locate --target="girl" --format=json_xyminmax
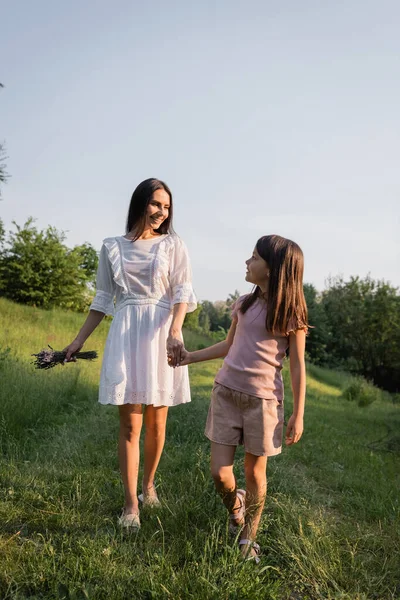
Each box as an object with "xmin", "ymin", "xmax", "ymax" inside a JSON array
[
  {"xmin": 64, "ymin": 178, "xmax": 196, "ymax": 530},
  {"xmin": 175, "ymin": 234, "xmax": 307, "ymax": 562}
]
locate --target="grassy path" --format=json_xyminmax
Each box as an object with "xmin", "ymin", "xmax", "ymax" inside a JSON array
[{"xmin": 0, "ymin": 299, "xmax": 399, "ymax": 599}]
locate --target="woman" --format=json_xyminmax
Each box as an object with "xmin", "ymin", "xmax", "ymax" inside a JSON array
[{"xmin": 64, "ymin": 178, "xmax": 196, "ymax": 530}]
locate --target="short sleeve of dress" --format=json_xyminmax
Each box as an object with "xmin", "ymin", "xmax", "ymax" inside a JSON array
[
  {"xmin": 169, "ymin": 236, "xmax": 197, "ymax": 313},
  {"xmin": 89, "ymin": 243, "xmax": 116, "ymax": 316}
]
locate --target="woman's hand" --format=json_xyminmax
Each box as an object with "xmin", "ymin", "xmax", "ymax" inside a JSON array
[
  {"xmin": 63, "ymin": 338, "xmax": 84, "ymax": 362},
  {"xmin": 168, "ymin": 346, "xmax": 191, "ymax": 367},
  {"xmin": 166, "ymin": 332, "xmax": 184, "ymax": 367},
  {"xmin": 285, "ymin": 413, "xmax": 304, "ymax": 446}
]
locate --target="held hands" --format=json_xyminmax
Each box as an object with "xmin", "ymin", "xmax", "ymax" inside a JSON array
[
  {"xmin": 167, "ymin": 346, "xmax": 191, "ymax": 367},
  {"xmin": 166, "ymin": 331, "xmax": 184, "ymax": 368},
  {"xmin": 167, "ymin": 332, "xmax": 192, "ymax": 368},
  {"xmin": 285, "ymin": 413, "xmax": 304, "ymax": 446},
  {"xmin": 62, "ymin": 338, "xmax": 83, "ymax": 362},
  {"xmin": 176, "ymin": 347, "xmax": 191, "ymax": 366}
]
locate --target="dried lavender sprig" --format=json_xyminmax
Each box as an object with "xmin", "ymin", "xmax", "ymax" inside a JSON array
[{"xmin": 32, "ymin": 346, "xmax": 98, "ymax": 370}]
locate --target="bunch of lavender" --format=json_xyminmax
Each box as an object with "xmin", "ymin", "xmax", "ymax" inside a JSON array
[{"xmin": 32, "ymin": 346, "xmax": 98, "ymax": 370}]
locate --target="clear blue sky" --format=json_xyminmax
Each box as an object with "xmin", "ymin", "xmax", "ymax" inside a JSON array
[{"xmin": 1, "ymin": 0, "xmax": 399, "ymax": 301}]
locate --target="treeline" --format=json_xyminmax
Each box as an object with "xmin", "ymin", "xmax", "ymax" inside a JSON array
[
  {"xmin": 304, "ymin": 279, "xmax": 400, "ymax": 393},
  {"xmin": 1, "ymin": 219, "xmax": 399, "ymax": 392},
  {"xmin": 187, "ymin": 280, "xmax": 400, "ymax": 393}
]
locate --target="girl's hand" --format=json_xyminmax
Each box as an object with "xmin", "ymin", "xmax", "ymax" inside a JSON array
[
  {"xmin": 166, "ymin": 332, "xmax": 184, "ymax": 367},
  {"xmin": 167, "ymin": 345, "xmax": 192, "ymax": 367},
  {"xmin": 176, "ymin": 348, "xmax": 192, "ymax": 366},
  {"xmin": 63, "ymin": 339, "xmax": 83, "ymax": 362},
  {"xmin": 285, "ymin": 414, "xmax": 304, "ymax": 446}
]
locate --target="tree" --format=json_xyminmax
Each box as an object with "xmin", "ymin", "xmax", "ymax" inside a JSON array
[
  {"xmin": 0, "ymin": 219, "xmax": 98, "ymax": 311},
  {"xmin": 0, "ymin": 84, "xmax": 9, "ymax": 198},
  {"xmin": 226, "ymin": 289, "xmax": 240, "ymax": 308},
  {"xmin": 321, "ymin": 276, "xmax": 400, "ymax": 392},
  {"xmin": 0, "ymin": 218, "xmax": 4, "ymax": 245},
  {"xmin": 71, "ymin": 242, "xmax": 99, "ymax": 289},
  {"xmin": 198, "ymin": 304, "xmax": 211, "ymax": 332},
  {"xmin": 0, "ymin": 143, "xmax": 8, "ymax": 197},
  {"xmin": 197, "ymin": 291, "xmax": 241, "ymax": 334},
  {"xmin": 303, "ymin": 283, "xmax": 329, "ymax": 365},
  {"xmin": 184, "ymin": 305, "xmax": 201, "ymax": 330},
  {"xmin": 199, "ymin": 300, "xmax": 219, "ymax": 332},
  {"xmin": 0, "ymin": 218, "xmax": 5, "ymax": 289}
]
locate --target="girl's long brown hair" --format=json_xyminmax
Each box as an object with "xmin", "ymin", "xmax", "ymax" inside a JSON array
[{"xmin": 241, "ymin": 235, "xmax": 308, "ymax": 334}]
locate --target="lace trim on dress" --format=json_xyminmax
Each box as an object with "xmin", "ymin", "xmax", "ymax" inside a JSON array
[
  {"xmin": 103, "ymin": 237, "xmax": 128, "ymax": 295},
  {"xmin": 172, "ymin": 283, "xmax": 197, "ymax": 311},
  {"xmin": 151, "ymin": 234, "xmax": 175, "ymax": 295},
  {"xmin": 100, "ymin": 387, "xmax": 190, "ymax": 407},
  {"xmin": 90, "ymin": 290, "xmax": 115, "ymax": 316}
]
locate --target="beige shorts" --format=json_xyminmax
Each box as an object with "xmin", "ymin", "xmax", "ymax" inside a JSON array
[{"xmin": 205, "ymin": 382, "xmax": 284, "ymax": 457}]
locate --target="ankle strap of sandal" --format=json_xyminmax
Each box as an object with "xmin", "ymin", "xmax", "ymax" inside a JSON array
[{"xmin": 239, "ymin": 539, "xmax": 260, "ymax": 553}]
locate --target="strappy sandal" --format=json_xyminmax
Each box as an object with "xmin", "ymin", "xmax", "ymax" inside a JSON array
[
  {"xmin": 228, "ymin": 488, "xmax": 246, "ymax": 534},
  {"xmin": 138, "ymin": 485, "xmax": 161, "ymax": 508},
  {"xmin": 238, "ymin": 539, "xmax": 261, "ymax": 564},
  {"xmin": 118, "ymin": 510, "xmax": 141, "ymax": 530}
]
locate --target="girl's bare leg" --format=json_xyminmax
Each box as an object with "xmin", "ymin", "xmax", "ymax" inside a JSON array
[
  {"xmin": 142, "ymin": 405, "xmax": 169, "ymax": 494},
  {"xmin": 240, "ymin": 453, "xmax": 268, "ymax": 557},
  {"xmin": 118, "ymin": 403, "xmax": 143, "ymax": 514},
  {"xmin": 210, "ymin": 442, "xmax": 243, "ymax": 517}
]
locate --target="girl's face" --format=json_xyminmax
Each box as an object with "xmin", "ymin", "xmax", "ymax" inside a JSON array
[
  {"xmin": 145, "ymin": 189, "xmax": 170, "ymax": 230},
  {"xmin": 245, "ymin": 247, "xmax": 270, "ymax": 287}
]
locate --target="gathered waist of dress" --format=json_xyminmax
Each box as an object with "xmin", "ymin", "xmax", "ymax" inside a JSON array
[{"xmin": 115, "ymin": 297, "xmax": 172, "ymax": 312}]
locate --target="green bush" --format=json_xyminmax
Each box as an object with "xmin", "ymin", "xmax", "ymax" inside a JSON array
[
  {"xmin": 210, "ymin": 326, "xmax": 227, "ymax": 342},
  {"xmin": 342, "ymin": 377, "xmax": 382, "ymax": 407},
  {"xmin": 0, "ymin": 219, "xmax": 98, "ymax": 311}
]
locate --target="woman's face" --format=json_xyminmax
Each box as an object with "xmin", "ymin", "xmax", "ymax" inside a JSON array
[
  {"xmin": 245, "ymin": 246, "xmax": 270, "ymax": 286},
  {"xmin": 145, "ymin": 188, "xmax": 170, "ymax": 230}
]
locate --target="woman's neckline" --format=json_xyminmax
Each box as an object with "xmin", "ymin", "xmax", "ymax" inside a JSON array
[{"xmin": 121, "ymin": 234, "xmax": 168, "ymax": 242}]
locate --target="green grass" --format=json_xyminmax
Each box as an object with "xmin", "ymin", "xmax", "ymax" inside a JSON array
[{"xmin": 0, "ymin": 298, "xmax": 399, "ymax": 599}]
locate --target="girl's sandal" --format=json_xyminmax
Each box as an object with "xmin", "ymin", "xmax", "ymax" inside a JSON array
[
  {"xmin": 138, "ymin": 486, "xmax": 161, "ymax": 508},
  {"xmin": 228, "ymin": 488, "xmax": 246, "ymax": 534},
  {"xmin": 118, "ymin": 511, "xmax": 141, "ymax": 530},
  {"xmin": 238, "ymin": 539, "xmax": 261, "ymax": 564}
]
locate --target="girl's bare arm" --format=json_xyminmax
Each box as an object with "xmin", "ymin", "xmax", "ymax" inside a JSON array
[
  {"xmin": 179, "ymin": 318, "xmax": 237, "ymax": 365},
  {"xmin": 285, "ymin": 328, "xmax": 306, "ymax": 445}
]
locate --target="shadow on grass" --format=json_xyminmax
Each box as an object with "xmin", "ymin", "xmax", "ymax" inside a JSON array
[{"xmin": 0, "ymin": 352, "xmax": 99, "ymax": 459}]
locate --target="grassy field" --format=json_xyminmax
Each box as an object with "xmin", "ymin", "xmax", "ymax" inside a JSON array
[{"xmin": 0, "ymin": 297, "xmax": 399, "ymax": 600}]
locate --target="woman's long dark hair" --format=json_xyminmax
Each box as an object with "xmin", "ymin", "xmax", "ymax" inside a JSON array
[
  {"xmin": 126, "ymin": 178, "xmax": 174, "ymax": 241},
  {"xmin": 241, "ymin": 235, "xmax": 308, "ymax": 334}
]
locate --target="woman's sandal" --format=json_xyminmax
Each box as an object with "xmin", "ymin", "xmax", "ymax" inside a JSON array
[
  {"xmin": 238, "ymin": 539, "xmax": 261, "ymax": 564},
  {"xmin": 228, "ymin": 488, "xmax": 246, "ymax": 534},
  {"xmin": 138, "ymin": 485, "xmax": 161, "ymax": 508},
  {"xmin": 118, "ymin": 510, "xmax": 141, "ymax": 530}
]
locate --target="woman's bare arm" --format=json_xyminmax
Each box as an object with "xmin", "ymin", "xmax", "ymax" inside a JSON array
[{"xmin": 63, "ymin": 310, "xmax": 105, "ymax": 361}]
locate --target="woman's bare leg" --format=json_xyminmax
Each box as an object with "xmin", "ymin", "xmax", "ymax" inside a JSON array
[
  {"xmin": 142, "ymin": 405, "xmax": 169, "ymax": 494},
  {"xmin": 118, "ymin": 403, "xmax": 143, "ymax": 514}
]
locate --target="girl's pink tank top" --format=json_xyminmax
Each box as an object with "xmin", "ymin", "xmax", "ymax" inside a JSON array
[{"xmin": 215, "ymin": 296, "xmax": 290, "ymax": 402}]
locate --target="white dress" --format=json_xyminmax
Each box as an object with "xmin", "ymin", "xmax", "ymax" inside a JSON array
[{"xmin": 90, "ymin": 234, "xmax": 197, "ymax": 406}]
